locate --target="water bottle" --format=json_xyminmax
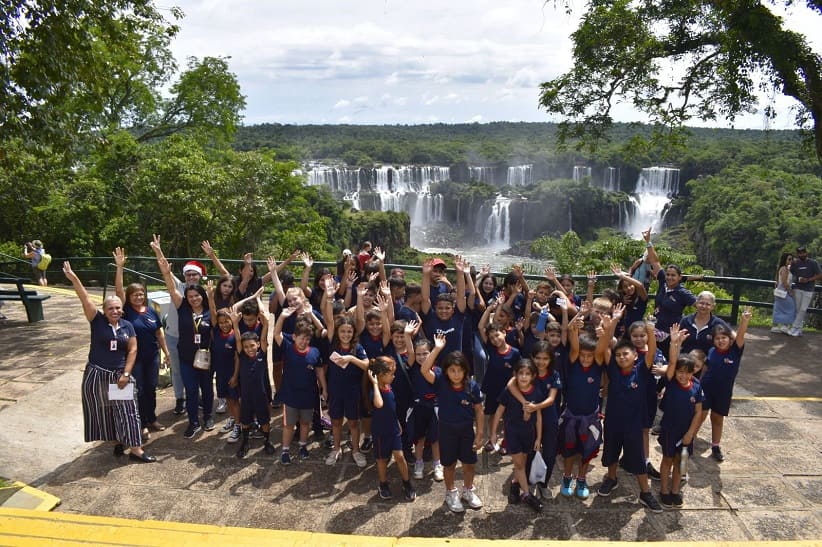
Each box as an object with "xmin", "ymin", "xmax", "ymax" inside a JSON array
[
  {"xmin": 679, "ymin": 444, "xmax": 689, "ymax": 476},
  {"xmin": 536, "ymin": 307, "xmax": 549, "ymax": 332}
]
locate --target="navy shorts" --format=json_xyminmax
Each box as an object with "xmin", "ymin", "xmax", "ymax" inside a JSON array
[
  {"xmin": 374, "ymin": 433, "xmax": 402, "ymax": 460},
  {"xmin": 240, "ymin": 392, "xmax": 270, "ymax": 426},
  {"xmin": 658, "ymin": 428, "xmax": 694, "ymax": 458},
  {"xmin": 328, "ymin": 390, "xmax": 360, "ymax": 421},
  {"xmin": 215, "ymin": 364, "xmax": 239, "ymax": 400},
  {"xmin": 408, "ymin": 403, "xmax": 438, "ymax": 444},
  {"xmin": 701, "ymin": 383, "xmax": 732, "ymax": 416},
  {"xmin": 504, "ymin": 424, "xmax": 536, "ymax": 456},
  {"xmin": 439, "ymin": 422, "xmax": 477, "ymax": 467},
  {"xmin": 601, "ymin": 428, "xmax": 645, "ymax": 475}
]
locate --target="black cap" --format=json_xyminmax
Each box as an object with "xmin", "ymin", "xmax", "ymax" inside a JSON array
[{"xmin": 796, "ymin": 245, "xmax": 807, "ymax": 252}]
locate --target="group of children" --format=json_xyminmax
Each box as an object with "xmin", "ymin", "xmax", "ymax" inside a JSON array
[{"xmin": 163, "ymin": 238, "xmax": 751, "ymax": 515}]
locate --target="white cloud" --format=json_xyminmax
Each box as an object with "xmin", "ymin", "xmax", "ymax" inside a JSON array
[
  {"xmin": 333, "ymin": 99, "xmax": 351, "ymax": 109},
  {"xmin": 385, "ymin": 72, "xmax": 400, "ymax": 85},
  {"xmin": 468, "ymin": 115, "xmax": 483, "ymax": 123}
]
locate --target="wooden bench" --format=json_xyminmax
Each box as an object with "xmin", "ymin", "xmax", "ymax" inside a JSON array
[{"xmin": 0, "ymin": 278, "xmax": 51, "ymax": 322}]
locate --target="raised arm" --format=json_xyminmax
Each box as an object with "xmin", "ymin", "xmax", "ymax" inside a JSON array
[
  {"xmin": 585, "ymin": 270, "xmax": 597, "ymax": 304},
  {"xmin": 421, "ymin": 333, "xmax": 446, "ymax": 384},
  {"xmin": 667, "ymin": 326, "xmax": 689, "ymax": 381},
  {"xmin": 568, "ymin": 312, "xmax": 583, "ymax": 363},
  {"xmin": 231, "ymin": 286, "xmax": 265, "ymax": 314},
  {"xmin": 113, "ymin": 247, "xmax": 127, "ymax": 304},
  {"xmin": 205, "ymin": 279, "xmax": 218, "ymax": 315},
  {"xmin": 477, "ymin": 297, "xmax": 496, "ymax": 344},
  {"xmin": 369, "ymin": 369, "xmax": 384, "ymax": 409},
  {"xmin": 154, "ymin": 251, "xmax": 183, "ymax": 309},
  {"xmin": 272, "ymin": 305, "xmax": 296, "ymax": 347},
  {"xmin": 404, "ymin": 320, "xmax": 417, "ymax": 366},
  {"xmin": 373, "ymin": 246, "xmax": 388, "ymax": 283},
  {"xmin": 421, "ymin": 260, "xmax": 433, "ymax": 315},
  {"xmin": 643, "ymin": 228, "xmax": 661, "ymax": 270},
  {"xmin": 266, "ymin": 256, "xmax": 286, "ymax": 307},
  {"xmin": 201, "ymin": 240, "xmax": 231, "ymax": 278},
  {"xmin": 322, "ymin": 277, "xmax": 337, "ymax": 342},
  {"xmin": 63, "ymin": 261, "xmax": 98, "ymax": 321},
  {"xmin": 299, "ymin": 252, "xmax": 313, "ymax": 299},
  {"xmin": 465, "ymin": 263, "xmax": 478, "ymax": 311},
  {"xmin": 375, "ymin": 292, "xmax": 393, "ymax": 347},
  {"xmin": 736, "ymin": 306, "xmax": 752, "ymax": 348},
  {"xmin": 611, "ymin": 263, "xmax": 648, "ymax": 301}
]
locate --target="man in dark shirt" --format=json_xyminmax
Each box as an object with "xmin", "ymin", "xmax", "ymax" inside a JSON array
[{"xmin": 789, "ymin": 245, "xmax": 821, "ymax": 336}]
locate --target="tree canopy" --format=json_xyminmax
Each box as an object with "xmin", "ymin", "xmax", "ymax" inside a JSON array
[{"xmin": 539, "ymin": 0, "xmax": 822, "ymax": 163}]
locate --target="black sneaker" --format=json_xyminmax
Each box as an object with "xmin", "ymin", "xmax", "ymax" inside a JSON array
[
  {"xmin": 250, "ymin": 422, "xmax": 264, "ymax": 439},
  {"xmin": 236, "ymin": 443, "xmax": 249, "ymax": 459},
  {"xmin": 639, "ymin": 491, "xmax": 663, "ymax": 513},
  {"xmin": 378, "ymin": 482, "xmax": 392, "ymax": 500},
  {"xmin": 324, "ymin": 436, "xmax": 334, "ymax": 450},
  {"xmin": 203, "ymin": 417, "xmax": 215, "ymax": 431},
  {"xmin": 646, "ymin": 461, "xmax": 661, "ymax": 481},
  {"xmin": 522, "ymin": 493, "xmax": 544, "ymax": 512},
  {"xmin": 173, "ymin": 398, "xmax": 186, "ymax": 415},
  {"xmin": 360, "ymin": 437, "xmax": 373, "ymax": 453},
  {"xmin": 711, "ymin": 446, "xmax": 725, "ymax": 462},
  {"xmin": 299, "ymin": 444, "xmax": 310, "ymax": 460},
  {"xmin": 508, "ymin": 481, "xmax": 521, "ymax": 504},
  {"xmin": 184, "ymin": 423, "xmax": 201, "ymax": 439},
  {"xmin": 402, "ymin": 481, "xmax": 417, "ymax": 501},
  {"xmin": 671, "ymin": 492, "xmax": 683, "ymax": 507},
  {"xmin": 659, "ymin": 492, "xmax": 675, "ymax": 509},
  {"xmin": 280, "ymin": 451, "xmax": 291, "ymax": 465},
  {"xmin": 597, "ymin": 476, "xmax": 618, "ymax": 497}
]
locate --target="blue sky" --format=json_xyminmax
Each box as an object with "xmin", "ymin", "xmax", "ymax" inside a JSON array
[{"xmin": 164, "ymin": 0, "xmax": 821, "ymax": 129}]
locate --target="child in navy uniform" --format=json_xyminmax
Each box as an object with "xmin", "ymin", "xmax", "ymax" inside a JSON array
[
  {"xmin": 421, "ymin": 338, "xmax": 485, "ymax": 513},
  {"xmin": 658, "ymin": 327, "xmax": 704, "ymax": 508},
  {"xmin": 421, "ymin": 256, "xmax": 468, "ymax": 363},
  {"xmin": 699, "ymin": 306, "xmax": 752, "ymax": 462},
  {"xmin": 490, "ymin": 359, "xmax": 545, "ymax": 512},
  {"xmin": 210, "ymin": 308, "xmax": 240, "ymax": 443},
  {"xmin": 367, "ymin": 356, "xmax": 416, "ymax": 501},
  {"xmin": 480, "ymin": 322, "xmax": 521, "ymax": 453},
  {"xmin": 595, "ymin": 316, "xmax": 664, "ymax": 513},
  {"xmin": 506, "ymin": 340, "xmax": 562, "ymax": 500},
  {"xmin": 407, "ymin": 337, "xmax": 444, "ymax": 482},
  {"xmin": 231, "ymin": 308, "xmax": 275, "ymax": 458},
  {"xmin": 273, "ymin": 305, "xmax": 328, "ymax": 464},
  {"xmin": 557, "ymin": 312, "xmax": 611, "ymax": 500}
]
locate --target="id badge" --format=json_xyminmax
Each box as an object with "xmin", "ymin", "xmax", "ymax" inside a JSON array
[
  {"xmin": 194, "ymin": 334, "xmax": 201, "ymax": 345},
  {"xmin": 110, "ymin": 340, "xmax": 118, "ymax": 351}
]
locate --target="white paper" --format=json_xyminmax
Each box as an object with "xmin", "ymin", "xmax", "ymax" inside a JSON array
[{"xmin": 108, "ymin": 383, "xmax": 135, "ymax": 401}]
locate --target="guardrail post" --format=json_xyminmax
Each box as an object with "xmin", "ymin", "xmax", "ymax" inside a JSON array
[{"xmin": 729, "ymin": 281, "xmax": 742, "ymax": 325}]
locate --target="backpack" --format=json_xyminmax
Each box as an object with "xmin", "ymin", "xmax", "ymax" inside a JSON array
[{"xmin": 37, "ymin": 252, "xmax": 52, "ymax": 271}]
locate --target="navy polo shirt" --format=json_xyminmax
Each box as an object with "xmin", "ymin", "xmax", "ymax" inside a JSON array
[
  {"xmin": 88, "ymin": 312, "xmax": 135, "ymax": 370},
  {"xmin": 433, "ymin": 369, "xmax": 482, "ymax": 427}
]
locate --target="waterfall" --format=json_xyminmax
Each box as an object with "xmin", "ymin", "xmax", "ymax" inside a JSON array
[
  {"xmin": 483, "ymin": 195, "xmax": 512, "ymax": 249},
  {"xmin": 507, "ymin": 165, "xmax": 533, "ymax": 186},
  {"xmin": 625, "ymin": 166, "xmax": 680, "ymax": 237},
  {"xmin": 605, "ymin": 167, "xmax": 620, "ymax": 192},
  {"xmin": 470, "ymin": 166, "xmax": 495, "ymax": 184},
  {"xmin": 573, "ymin": 166, "xmax": 591, "ymax": 181}
]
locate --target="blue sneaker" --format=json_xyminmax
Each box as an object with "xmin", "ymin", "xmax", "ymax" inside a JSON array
[
  {"xmin": 280, "ymin": 451, "xmax": 292, "ymax": 465},
  {"xmin": 560, "ymin": 476, "xmax": 575, "ymax": 498},
  {"xmin": 575, "ymin": 478, "xmax": 590, "ymax": 499}
]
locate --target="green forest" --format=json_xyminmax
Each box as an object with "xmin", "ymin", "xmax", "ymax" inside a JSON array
[{"xmin": 1, "ymin": 0, "xmax": 821, "ymax": 283}]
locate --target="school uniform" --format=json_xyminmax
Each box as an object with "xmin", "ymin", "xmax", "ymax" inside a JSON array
[
  {"xmin": 422, "ymin": 308, "xmax": 465, "ymax": 364},
  {"xmin": 498, "ymin": 383, "xmax": 547, "ymax": 455},
  {"xmin": 679, "ymin": 313, "xmax": 730, "ymax": 354},
  {"xmin": 123, "ymin": 304, "xmax": 162, "ymax": 426},
  {"xmin": 480, "ymin": 344, "xmax": 520, "ymax": 416},
  {"xmin": 434, "ymin": 370, "xmax": 483, "ymax": 466},
  {"xmin": 211, "ymin": 329, "xmax": 239, "ymax": 400},
  {"xmin": 407, "ymin": 362, "xmax": 440, "ymax": 444},
  {"xmin": 601, "ymin": 359, "xmax": 651, "ymax": 475},
  {"xmin": 701, "ymin": 344, "xmax": 743, "ymax": 416},
  {"xmin": 658, "ymin": 377, "xmax": 703, "ymax": 457},
  {"xmin": 176, "ymin": 301, "xmax": 213, "ymax": 426},
  {"xmin": 638, "ymin": 348, "xmax": 666, "ymax": 428},
  {"xmin": 558, "ymin": 360, "xmax": 603, "ymax": 462},
  {"xmin": 388, "ymin": 346, "xmax": 413, "ymax": 449},
  {"xmin": 327, "ymin": 344, "xmax": 367, "ymax": 420},
  {"xmin": 279, "ymin": 334, "xmax": 322, "ymax": 412},
  {"xmin": 653, "ymin": 270, "xmax": 696, "ymax": 333},
  {"xmin": 371, "ymin": 385, "xmax": 402, "ymax": 459},
  {"xmin": 239, "ymin": 349, "xmax": 270, "ymax": 425},
  {"xmin": 534, "ymin": 369, "xmax": 562, "ymax": 483}
]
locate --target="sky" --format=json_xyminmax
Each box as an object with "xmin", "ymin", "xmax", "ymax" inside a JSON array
[{"xmin": 162, "ymin": 0, "xmax": 821, "ymax": 130}]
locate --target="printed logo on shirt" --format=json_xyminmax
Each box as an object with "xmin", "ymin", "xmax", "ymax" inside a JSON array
[
  {"xmin": 630, "ymin": 382, "xmax": 638, "ymax": 389},
  {"xmin": 690, "ymin": 396, "xmax": 696, "ymax": 403},
  {"xmin": 110, "ymin": 340, "xmax": 118, "ymax": 351},
  {"xmin": 723, "ymin": 357, "xmax": 734, "ymax": 365},
  {"xmin": 435, "ymin": 328, "xmax": 455, "ymax": 336},
  {"xmin": 460, "ymin": 399, "xmax": 471, "ymax": 406},
  {"xmin": 587, "ymin": 377, "xmax": 594, "ymax": 384}
]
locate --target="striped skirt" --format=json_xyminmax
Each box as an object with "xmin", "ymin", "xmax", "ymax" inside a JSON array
[{"xmin": 82, "ymin": 362, "xmax": 142, "ymax": 447}]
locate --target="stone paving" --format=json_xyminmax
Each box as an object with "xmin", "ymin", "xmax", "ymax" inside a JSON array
[{"xmin": 0, "ymin": 288, "xmax": 821, "ymax": 541}]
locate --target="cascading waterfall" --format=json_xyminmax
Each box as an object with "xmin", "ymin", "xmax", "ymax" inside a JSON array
[
  {"xmin": 507, "ymin": 165, "xmax": 533, "ymax": 186},
  {"xmin": 573, "ymin": 166, "xmax": 592, "ymax": 181},
  {"xmin": 605, "ymin": 167, "xmax": 620, "ymax": 192},
  {"xmin": 483, "ymin": 195, "xmax": 512, "ymax": 249},
  {"xmin": 626, "ymin": 166, "xmax": 680, "ymax": 237},
  {"xmin": 470, "ymin": 166, "xmax": 496, "ymax": 183}
]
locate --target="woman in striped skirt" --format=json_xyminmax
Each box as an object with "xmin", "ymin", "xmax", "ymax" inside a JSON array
[{"xmin": 63, "ymin": 261, "xmax": 156, "ymax": 463}]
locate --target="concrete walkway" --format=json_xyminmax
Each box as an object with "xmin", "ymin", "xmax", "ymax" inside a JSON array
[{"xmin": 0, "ymin": 287, "xmax": 820, "ymax": 542}]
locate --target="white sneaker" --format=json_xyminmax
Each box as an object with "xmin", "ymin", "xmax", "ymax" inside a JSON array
[
  {"xmin": 413, "ymin": 460, "xmax": 424, "ymax": 479},
  {"xmin": 779, "ymin": 325, "xmax": 791, "ymax": 334},
  {"xmin": 770, "ymin": 326, "xmax": 783, "ymax": 333},
  {"xmin": 220, "ymin": 416, "xmax": 236, "ymax": 433},
  {"xmin": 325, "ymin": 449, "xmax": 341, "ymax": 465},
  {"xmin": 445, "ymin": 488, "xmax": 465, "ymax": 513},
  {"xmin": 432, "ymin": 463, "xmax": 444, "ymax": 482},
  {"xmin": 352, "ymin": 451, "xmax": 367, "ymax": 468},
  {"xmin": 461, "ymin": 486, "xmax": 483, "ymax": 509},
  {"xmin": 215, "ymin": 398, "xmax": 227, "ymax": 414},
  {"xmin": 227, "ymin": 424, "xmax": 241, "ymax": 443},
  {"xmin": 788, "ymin": 327, "xmax": 803, "ymax": 337}
]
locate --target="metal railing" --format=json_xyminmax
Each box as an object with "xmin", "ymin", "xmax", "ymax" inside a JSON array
[{"xmin": 1, "ymin": 257, "xmax": 819, "ymax": 326}]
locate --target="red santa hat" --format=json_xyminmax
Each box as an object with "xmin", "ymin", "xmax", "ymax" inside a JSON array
[{"xmin": 182, "ymin": 260, "xmax": 206, "ymax": 279}]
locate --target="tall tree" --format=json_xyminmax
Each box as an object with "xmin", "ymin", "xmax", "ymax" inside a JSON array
[{"xmin": 539, "ymin": 0, "xmax": 822, "ymax": 163}]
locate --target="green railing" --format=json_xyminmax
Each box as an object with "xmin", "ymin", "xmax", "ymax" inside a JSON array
[{"xmin": 1, "ymin": 256, "xmax": 819, "ymax": 326}]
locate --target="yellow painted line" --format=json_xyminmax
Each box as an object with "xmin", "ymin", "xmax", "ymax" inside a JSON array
[
  {"xmin": 0, "ymin": 482, "xmax": 60, "ymax": 511},
  {"xmin": 734, "ymin": 396, "xmax": 822, "ymax": 402},
  {"xmin": 1, "ymin": 509, "xmax": 820, "ymax": 547}
]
